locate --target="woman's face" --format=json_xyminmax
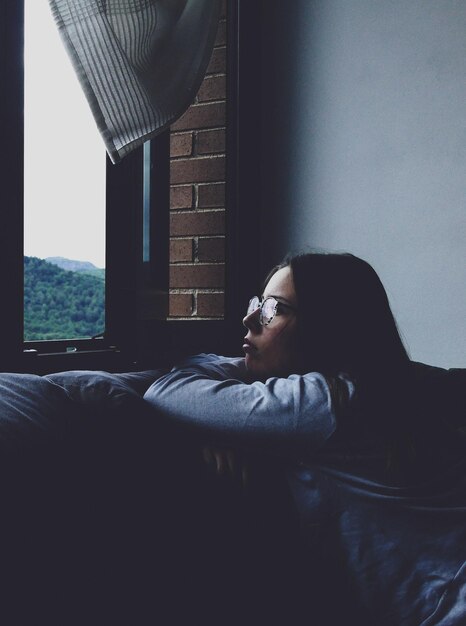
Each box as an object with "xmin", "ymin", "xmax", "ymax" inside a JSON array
[{"xmin": 242, "ymin": 266, "xmax": 300, "ymax": 379}]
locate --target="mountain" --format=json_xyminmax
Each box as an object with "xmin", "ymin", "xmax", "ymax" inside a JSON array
[
  {"xmin": 45, "ymin": 256, "xmax": 102, "ymax": 273},
  {"xmin": 45, "ymin": 256, "xmax": 105, "ymax": 281},
  {"xmin": 24, "ymin": 256, "xmax": 105, "ymax": 341}
]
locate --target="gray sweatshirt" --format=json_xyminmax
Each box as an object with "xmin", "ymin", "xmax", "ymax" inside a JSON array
[{"xmin": 143, "ymin": 353, "xmax": 466, "ymax": 626}]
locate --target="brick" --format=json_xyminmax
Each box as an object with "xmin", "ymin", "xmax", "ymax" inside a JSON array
[
  {"xmin": 170, "ymin": 185, "xmax": 194, "ymax": 210},
  {"xmin": 170, "ymin": 132, "xmax": 193, "ymax": 158},
  {"xmin": 170, "ymin": 264, "xmax": 225, "ymax": 289},
  {"xmin": 206, "ymin": 47, "xmax": 226, "ymax": 74},
  {"xmin": 197, "ymin": 237, "xmax": 225, "ymax": 262},
  {"xmin": 215, "ymin": 20, "xmax": 227, "ymax": 46},
  {"xmin": 198, "ymin": 183, "xmax": 225, "ymax": 208},
  {"xmin": 196, "ymin": 129, "xmax": 226, "ymax": 155},
  {"xmin": 170, "ymin": 210, "xmax": 225, "ymax": 236},
  {"xmin": 197, "ymin": 292, "xmax": 225, "ymax": 317},
  {"xmin": 170, "ymin": 238, "xmax": 193, "ymax": 262},
  {"xmin": 171, "ymin": 102, "xmax": 226, "ymax": 131},
  {"xmin": 169, "ymin": 293, "xmax": 194, "ymax": 317},
  {"xmin": 170, "ymin": 156, "xmax": 225, "ymax": 185},
  {"xmin": 197, "ymin": 75, "xmax": 226, "ymax": 102}
]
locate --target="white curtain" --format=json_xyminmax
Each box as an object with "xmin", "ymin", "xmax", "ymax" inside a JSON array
[{"xmin": 48, "ymin": 0, "xmax": 221, "ymax": 163}]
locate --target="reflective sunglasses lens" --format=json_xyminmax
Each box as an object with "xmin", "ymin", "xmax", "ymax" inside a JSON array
[{"xmin": 261, "ymin": 298, "xmax": 277, "ymax": 325}]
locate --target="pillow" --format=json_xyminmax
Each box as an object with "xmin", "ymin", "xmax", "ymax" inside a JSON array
[
  {"xmin": 410, "ymin": 362, "xmax": 466, "ymax": 430},
  {"xmin": 47, "ymin": 369, "xmax": 167, "ymax": 406},
  {"xmin": 46, "ymin": 369, "xmax": 149, "ymax": 410},
  {"xmin": 0, "ymin": 373, "xmax": 82, "ymax": 451},
  {"xmin": 45, "ymin": 369, "xmax": 168, "ymax": 456}
]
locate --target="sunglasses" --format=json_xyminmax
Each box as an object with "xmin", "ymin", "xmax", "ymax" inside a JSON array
[{"xmin": 247, "ymin": 296, "xmax": 297, "ymax": 326}]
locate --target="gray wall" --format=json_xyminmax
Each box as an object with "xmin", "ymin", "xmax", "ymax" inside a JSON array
[{"xmin": 260, "ymin": 0, "xmax": 466, "ymax": 368}]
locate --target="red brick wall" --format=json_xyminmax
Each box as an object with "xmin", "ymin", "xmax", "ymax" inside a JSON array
[{"xmin": 169, "ymin": 0, "xmax": 227, "ymax": 319}]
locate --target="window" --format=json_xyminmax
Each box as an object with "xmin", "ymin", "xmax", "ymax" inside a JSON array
[
  {"xmin": 24, "ymin": 0, "xmax": 106, "ymax": 343},
  {"xmin": 0, "ymin": 0, "xmax": 137, "ymax": 371},
  {"xmin": 0, "ymin": 0, "xmax": 244, "ymax": 373}
]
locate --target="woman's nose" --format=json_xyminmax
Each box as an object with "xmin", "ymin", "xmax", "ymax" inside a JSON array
[{"xmin": 242, "ymin": 307, "xmax": 261, "ymax": 330}]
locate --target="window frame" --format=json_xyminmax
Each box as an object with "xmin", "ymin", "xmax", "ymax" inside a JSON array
[
  {"xmin": 1, "ymin": 0, "xmax": 25, "ymax": 372},
  {"xmin": 1, "ymin": 0, "xmax": 258, "ymax": 374},
  {"xmin": 1, "ymin": 0, "xmax": 138, "ymax": 373}
]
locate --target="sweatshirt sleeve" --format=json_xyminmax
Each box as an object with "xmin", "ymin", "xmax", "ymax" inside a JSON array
[{"xmin": 143, "ymin": 354, "xmax": 354, "ymax": 455}]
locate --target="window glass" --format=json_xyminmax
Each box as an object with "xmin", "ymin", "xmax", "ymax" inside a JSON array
[{"xmin": 23, "ymin": 0, "xmax": 106, "ymax": 341}]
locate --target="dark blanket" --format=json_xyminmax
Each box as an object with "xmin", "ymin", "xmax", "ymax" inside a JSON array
[
  {"xmin": 0, "ymin": 368, "xmax": 292, "ymax": 624},
  {"xmin": 0, "ymin": 368, "xmax": 172, "ymax": 623},
  {"xmin": 0, "ymin": 363, "xmax": 463, "ymax": 624}
]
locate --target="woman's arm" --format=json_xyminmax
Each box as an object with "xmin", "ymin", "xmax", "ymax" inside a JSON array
[{"xmin": 143, "ymin": 354, "xmax": 354, "ymax": 455}]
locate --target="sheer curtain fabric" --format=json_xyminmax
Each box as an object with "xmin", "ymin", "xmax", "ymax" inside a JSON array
[{"xmin": 48, "ymin": 0, "xmax": 221, "ymax": 163}]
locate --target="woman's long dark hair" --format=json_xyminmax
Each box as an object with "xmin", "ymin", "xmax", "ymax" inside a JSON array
[
  {"xmin": 267, "ymin": 252, "xmax": 409, "ymax": 379},
  {"xmin": 265, "ymin": 252, "xmax": 414, "ymax": 445},
  {"xmin": 266, "ymin": 252, "xmax": 460, "ymax": 480}
]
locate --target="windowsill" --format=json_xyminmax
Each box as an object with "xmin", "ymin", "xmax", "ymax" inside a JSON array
[{"xmin": 17, "ymin": 345, "xmax": 134, "ymax": 375}]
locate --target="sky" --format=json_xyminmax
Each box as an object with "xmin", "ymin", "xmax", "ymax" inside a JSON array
[{"xmin": 24, "ymin": 0, "xmax": 106, "ymax": 269}]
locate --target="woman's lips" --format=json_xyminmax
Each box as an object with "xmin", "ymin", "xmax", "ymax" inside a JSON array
[{"xmin": 242, "ymin": 338, "xmax": 257, "ymax": 354}]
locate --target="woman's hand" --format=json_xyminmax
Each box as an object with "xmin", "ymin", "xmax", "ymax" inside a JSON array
[{"xmin": 201, "ymin": 445, "xmax": 249, "ymax": 488}]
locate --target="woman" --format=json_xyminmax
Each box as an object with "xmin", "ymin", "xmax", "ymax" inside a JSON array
[{"xmin": 144, "ymin": 252, "xmax": 466, "ymax": 625}]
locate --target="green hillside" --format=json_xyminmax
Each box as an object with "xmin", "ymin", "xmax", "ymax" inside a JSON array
[{"xmin": 24, "ymin": 256, "xmax": 105, "ymax": 341}]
